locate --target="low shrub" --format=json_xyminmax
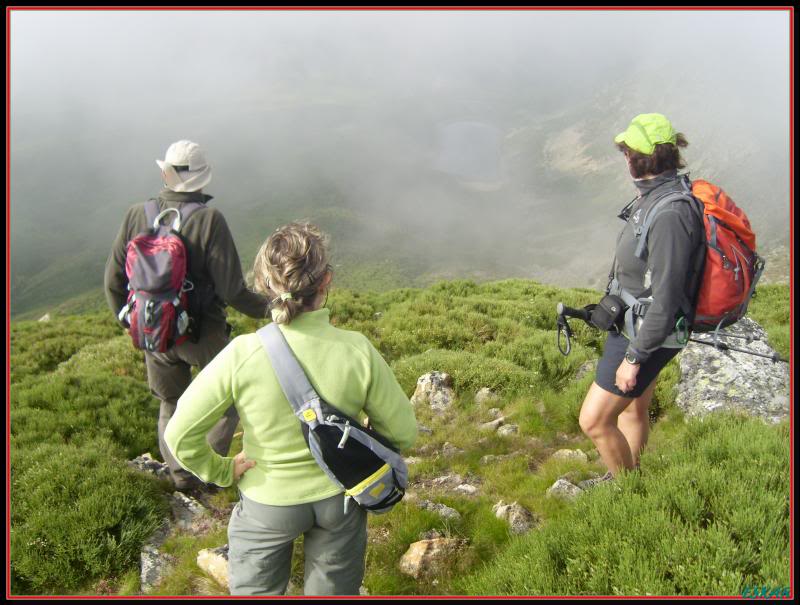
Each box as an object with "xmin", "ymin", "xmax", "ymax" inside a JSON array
[
  {"xmin": 11, "ymin": 372, "xmax": 159, "ymax": 458},
  {"xmin": 458, "ymin": 414, "xmax": 790, "ymax": 595},
  {"xmin": 10, "ymin": 313, "xmax": 120, "ymax": 383},
  {"xmin": 10, "ymin": 438, "xmax": 169, "ymax": 595},
  {"xmin": 392, "ymin": 348, "xmax": 534, "ymax": 397}
]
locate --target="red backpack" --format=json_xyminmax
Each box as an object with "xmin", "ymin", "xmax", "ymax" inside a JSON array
[
  {"xmin": 117, "ymin": 200, "xmax": 203, "ymax": 352},
  {"xmin": 633, "ymin": 175, "xmax": 765, "ymax": 333},
  {"xmin": 689, "ymin": 180, "xmax": 764, "ymax": 331}
]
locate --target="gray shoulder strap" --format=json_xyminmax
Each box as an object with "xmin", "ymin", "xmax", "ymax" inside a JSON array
[
  {"xmin": 634, "ymin": 181, "xmax": 698, "ymax": 260},
  {"xmin": 144, "ymin": 199, "xmax": 160, "ymax": 228},
  {"xmin": 257, "ymin": 323, "xmax": 319, "ymax": 413},
  {"xmin": 176, "ymin": 202, "xmax": 204, "ymax": 232}
]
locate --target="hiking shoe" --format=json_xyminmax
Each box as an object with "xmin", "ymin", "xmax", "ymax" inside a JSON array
[{"xmin": 577, "ymin": 471, "xmax": 614, "ymax": 490}]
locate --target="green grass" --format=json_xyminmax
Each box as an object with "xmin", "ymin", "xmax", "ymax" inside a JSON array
[
  {"xmin": 8, "ymin": 279, "xmax": 791, "ymax": 596},
  {"xmin": 458, "ymin": 414, "xmax": 790, "ymax": 596},
  {"xmin": 10, "ymin": 438, "xmax": 169, "ymax": 595},
  {"xmin": 746, "ymin": 283, "xmax": 791, "ymax": 359}
]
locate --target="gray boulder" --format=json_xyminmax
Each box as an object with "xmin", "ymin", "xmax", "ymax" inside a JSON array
[
  {"xmin": 492, "ymin": 501, "xmax": 541, "ymax": 534},
  {"xmin": 140, "ymin": 520, "xmax": 174, "ymax": 593},
  {"xmin": 442, "ymin": 442, "xmax": 465, "ymax": 458},
  {"xmin": 676, "ymin": 318, "xmax": 789, "ymax": 424},
  {"xmin": 417, "ymin": 499, "xmax": 462, "ymax": 520},
  {"xmin": 128, "ymin": 453, "xmax": 171, "ymax": 480},
  {"xmin": 197, "ymin": 544, "xmax": 229, "ymax": 589},
  {"xmin": 479, "ymin": 451, "xmax": 522, "ymax": 465},
  {"xmin": 497, "ymin": 424, "xmax": 519, "ymax": 437},
  {"xmin": 546, "ymin": 479, "xmax": 583, "ymax": 501},
  {"xmin": 454, "ymin": 483, "xmax": 479, "ymax": 496},
  {"xmin": 399, "ymin": 538, "xmax": 463, "ymax": 579},
  {"xmin": 551, "ymin": 449, "xmax": 588, "ymax": 463},
  {"xmin": 170, "ymin": 492, "xmax": 208, "ymax": 531},
  {"xmin": 475, "ymin": 387, "xmax": 499, "ymax": 406},
  {"xmin": 431, "ymin": 473, "xmax": 464, "ymax": 488},
  {"xmin": 479, "ymin": 417, "xmax": 506, "ymax": 432},
  {"xmin": 411, "ymin": 372, "xmax": 455, "ymax": 413}
]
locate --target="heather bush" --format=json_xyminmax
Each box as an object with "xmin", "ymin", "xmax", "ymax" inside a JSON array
[
  {"xmin": 8, "ymin": 279, "xmax": 789, "ymax": 596},
  {"xmin": 10, "ymin": 438, "xmax": 169, "ymax": 594}
]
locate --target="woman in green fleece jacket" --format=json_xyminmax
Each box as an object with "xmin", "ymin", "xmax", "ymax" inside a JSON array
[{"xmin": 164, "ymin": 222, "xmax": 417, "ymax": 596}]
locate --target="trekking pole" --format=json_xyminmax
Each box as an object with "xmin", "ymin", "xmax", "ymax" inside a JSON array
[
  {"xmin": 556, "ymin": 303, "xmax": 593, "ymax": 357},
  {"xmin": 709, "ymin": 332, "xmax": 757, "ymax": 341},
  {"xmin": 557, "ymin": 303, "xmax": 592, "ymax": 323},
  {"xmin": 687, "ymin": 337, "xmax": 787, "ymax": 363},
  {"xmin": 557, "ymin": 314, "xmax": 572, "ymax": 356}
]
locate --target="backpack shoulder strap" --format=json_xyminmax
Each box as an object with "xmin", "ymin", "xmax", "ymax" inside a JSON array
[
  {"xmin": 175, "ymin": 201, "xmax": 205, "ymax": 232},
  {"xmin": 257, "ymin": 323, "xmax": 319, "ymax": 413},
  {"xmin": 143, "ymin": 199, "xmax": 160, "ymax": 230},
  {"xmin": 634, "ymin": 175, "xmax": 701, "ymax": 260}
]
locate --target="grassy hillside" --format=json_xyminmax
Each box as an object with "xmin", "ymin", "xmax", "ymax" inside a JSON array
[{"xmin": 9, "ymin": 279, "xmax": 791, "ymax": 596}]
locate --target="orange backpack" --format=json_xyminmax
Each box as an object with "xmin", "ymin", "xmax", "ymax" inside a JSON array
[{"xmin": 633, "ymin": 175, "xmax": 765, "ymax": 333}]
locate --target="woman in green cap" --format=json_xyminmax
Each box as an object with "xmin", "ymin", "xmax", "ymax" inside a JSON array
[
  {"xmin": 164, "ymin": 222, "xmax": 417, "ymax": 595},
  {"xmin": 577, "ymin": 113, "xmax": 705, "ymax": 484}
]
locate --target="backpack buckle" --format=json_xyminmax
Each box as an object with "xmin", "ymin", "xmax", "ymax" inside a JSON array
[{"xmin": 153, "ymin": 207, "xmax": 182, "ymax": 232}]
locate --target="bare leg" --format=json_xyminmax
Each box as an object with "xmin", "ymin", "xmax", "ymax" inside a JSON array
[
  {"xmin": 617, "ymin": 380, "xmax": 657, "ymax": 468},
  {"xmin": 578, "ymin": 382, "xmax": 637, "ymax": 476}
]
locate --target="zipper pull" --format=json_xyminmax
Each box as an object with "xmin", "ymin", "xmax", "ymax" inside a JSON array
[
  {"xmin": 338, "ymin": 422, "xmax": 351, "ymax": 449},
  {"xmin": 344, "ymin": 494, "xmax": 351, "ymax": 515}
]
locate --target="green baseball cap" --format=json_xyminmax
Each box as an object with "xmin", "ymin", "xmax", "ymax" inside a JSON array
[{"xmin": 614, "ymin": 113, "xmax": 677, "ymax": 155}]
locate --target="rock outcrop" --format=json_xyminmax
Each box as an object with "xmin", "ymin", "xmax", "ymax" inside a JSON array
[
  {"xmin": 416, "ymin": 499, "xmax": 462, "ymax": 520},
  {"xmin": 399, "ymin": 538, "xmax": 464, "ymax": 579},
  {"xmin": 497, "ymin": 424, "xmax": 519, "ymax": 437},
  {"xmin": 441, "ymin": 442, "xmax": 464, "ymax": 458},
  {"xmin": 140, "ymin": 521, "xmax": 174, "ymax": 593},
  {"xmin": 550, "ymin": 449, "xmax": 588, "ymax": 464},
  {"xmin": 127, "ymin": 453, "xmax": 171, "ymax": 480},
  {"xmin": 197, "ymin": 545, "xmax": 230, "ymax": 589},
  {"xmin": 546, "ymin": 478, "xmax": 583, "ymax": 501},
  {"xmin": 130, "ymin": 453, "xmax": 211, "ymax": 593},
  {"xmin": 411, "ymin": 372, "xmax": 455, "ymax": 413},
  {"xmin": 475, "ymin": 387, "xmax": 499, "ymax": 406},
  {"xmin": 676, "ymin": 318, "xmax": 789, "ymax": 424},
  {"xmin": 492, "ymin": 501, "xmax": 540, "ymax": 534}
]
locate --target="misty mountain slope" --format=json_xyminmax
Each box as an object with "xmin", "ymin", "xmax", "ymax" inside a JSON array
[
  {"xmin": 9, "ymin": 279, "xmax": 790, "ymax": 595},
  {"xmin": 10, "ymin": 59, "xmax": 790, "ymax": 317}
]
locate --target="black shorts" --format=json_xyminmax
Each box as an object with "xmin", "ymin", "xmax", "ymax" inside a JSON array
[{"xmin": 595, "ymin": 332, "xmax": 682, "ymax": 398}]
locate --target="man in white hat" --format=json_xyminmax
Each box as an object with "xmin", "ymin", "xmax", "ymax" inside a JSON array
[{"xmin": 104, "ymin": 140, "xmax": 270, "ymax": 493}]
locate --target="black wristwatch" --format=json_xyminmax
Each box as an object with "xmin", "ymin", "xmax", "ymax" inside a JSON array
[{"xmin": 624, "ymin": 352, "xmax": 641, "ymax": 365}]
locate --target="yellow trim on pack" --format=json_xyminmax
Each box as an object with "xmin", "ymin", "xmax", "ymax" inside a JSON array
[
  {"xmin": 302, "ymin": 409, "xmax": 317, "ymax": 422},
  {"xmin": 369, "ymin": 483, "xmax": 386, "ymax": 498},
  {"xmin": 345, "ymin": 464, "xmax": 390, "ymax": 497}
]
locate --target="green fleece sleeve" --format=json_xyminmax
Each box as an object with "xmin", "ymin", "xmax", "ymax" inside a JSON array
[
  {"xmin": 361, "ymin": 339, "xmax": 417, "ymax": 451},
  {"xmin": 163, "ymin": 342, "xmax": 238, "ymax": 487}
]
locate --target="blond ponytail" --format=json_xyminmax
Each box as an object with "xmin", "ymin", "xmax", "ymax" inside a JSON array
[{"xmin": 253, "ymin": 222, "xmax": 331, "ymax": 324}]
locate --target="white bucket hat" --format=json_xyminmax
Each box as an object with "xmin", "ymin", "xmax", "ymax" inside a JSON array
[{"xmin": 156, "ymin": 140, "xmax": 212, "ymax": 192}]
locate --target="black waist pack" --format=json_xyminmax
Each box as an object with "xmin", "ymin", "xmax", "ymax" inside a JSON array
[{"xmin": 590, "ymin": 294, "xmax": 626, "ymax": 333}]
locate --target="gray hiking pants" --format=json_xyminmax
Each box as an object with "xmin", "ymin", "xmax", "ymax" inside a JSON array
[
  {"xmin": 145, "ymin": 319, "xmax": 238, "ymax": 489},
  {"xmin": 227, "ymin": 491, "xmax": 368, "ymax": 596}
]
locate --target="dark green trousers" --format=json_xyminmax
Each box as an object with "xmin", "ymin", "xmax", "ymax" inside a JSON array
[{"xmin": 145, "ymin": 319, "xmax": 238, "ymax": 489}]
